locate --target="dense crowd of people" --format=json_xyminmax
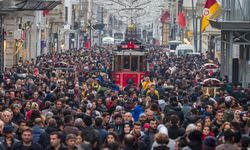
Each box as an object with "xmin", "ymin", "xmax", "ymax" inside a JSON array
[{"xmin": 0, "ymin": 46, "xmax": 249, "ymax": 150}]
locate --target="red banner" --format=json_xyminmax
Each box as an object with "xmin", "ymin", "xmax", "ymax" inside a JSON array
[
  {"xmin": 178, "ymin": 12, "xmax": 186, "ymax": 28},
  {"xmin": 160, "ymin": 10, "xmax": 170, "ymax": 24}
]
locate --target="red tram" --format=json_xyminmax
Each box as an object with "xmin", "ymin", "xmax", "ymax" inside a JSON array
[{"xmin": 112, "ymin": 40, "xmax": 149, "ymax": 88}]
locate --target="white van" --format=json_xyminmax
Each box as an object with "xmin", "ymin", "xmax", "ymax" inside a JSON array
[
  {"xmin": 102, "ymin": 37, "xmax": 114, "ymax": 45},
  {"xmin": 168, "ymin": 40, "xmax": 182, "ymax": 51},
  {"xmin": 175, "ymin": 44, "xmax": 194, "ymax": 56}
]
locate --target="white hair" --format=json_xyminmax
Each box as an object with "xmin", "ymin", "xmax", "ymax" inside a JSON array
[
  {"xmin": 186, "ymin": 123, "xmax": 196, "ymax": 133},
  {"xmin": 157, "ymin": 124, "xmax": 168, "ymax": 135}
]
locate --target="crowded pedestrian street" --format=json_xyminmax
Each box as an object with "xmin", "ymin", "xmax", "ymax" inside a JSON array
[
  {"xmin": 0, "ymin": 46, "xmax": 248, "ymax": 150},
  {"xmin": 1, "ymin": 0, "xmax": 250, "ymax": 150}
]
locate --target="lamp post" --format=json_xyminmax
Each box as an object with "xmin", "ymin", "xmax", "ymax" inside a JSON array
[
  {"xmin": 88, "ymin": 19, "xmax": 92, "ymax": 47},
  {"xmin": 0, "ymin": 16, "xmax": 4, "ymax": 73},
  {"xmin": 191, "ymin": 0, "xmax": 197, "ymax": 52},
  {"xmin": 196, "ymin": 0, "xmax": 206, "ymax": 53}
]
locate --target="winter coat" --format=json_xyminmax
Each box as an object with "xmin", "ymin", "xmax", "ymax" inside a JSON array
[
  {"xmin": 0, "ymin": 137, "xmax": 19, "ymax": 150},
  {"xmin": 32, "ymin": 125, "xmax": 45, "ymax": 143},
  {"xmin": 63, "ymin": 125, "xmax": 79, "ymax": 136},
  {"xmin": 182, "ymin": 115, "xmax": 201, "ymax": 128},
  {"xmin": 12, "ymin": 142, "xmax": 43, "ymax": 150},
  {"xmin": 39, "ymin": 126, "xmax": 59, "ymax": 149},
  {"xmin": 45, "ymin": 144, "xmax": 68, "ymax": 150},
  {"xmin": 132, "ymin": 105, "xmax": 144, "ymax": 122}
]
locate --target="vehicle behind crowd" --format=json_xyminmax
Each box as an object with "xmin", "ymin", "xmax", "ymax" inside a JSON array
[
  {"xmin": 175, "ymin": 44, "xmax": 194, "ymax": 56},
  {"xmin": 0, "ymin": 46, "xmax": 250, "ymax": 150},
  {"xmin": 112, "ymin": 39, "xmax": 148, "ymax": 88}
]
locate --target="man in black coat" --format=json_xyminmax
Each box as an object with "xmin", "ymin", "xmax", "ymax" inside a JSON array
[
  {"xmin": 12, "ymin": 127, "xmax": 43, "ymax": 150},
  {"xmin": 0, "ymin": 125, "xmax": 19, "ymax": 150},
  {"xmin": 45, "ymin": 132, "xmax": 68, "ymax": 150},
  {"xmin": 39, "ymin": 118, "xmax": 59, "ymax": 149}
]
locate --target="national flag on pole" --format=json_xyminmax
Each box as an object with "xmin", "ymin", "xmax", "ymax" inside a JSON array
[
  {"xmin": 160, "ymin": 10, "xmax": 170, "ymax": 24},
  {"xmin": 201, "ymin": 0, "xmax": 222, "ymax": 32},
  {"xmin": 43, "ymin": 10, "xmax": 49, "ymax": 17},
  {"xmin": 85, "ymin": 39, "xmax": 90, "ymax": 49},
  {"xmin": 178, "ymin": 12, "xmax": 186, "ymax": 29}
]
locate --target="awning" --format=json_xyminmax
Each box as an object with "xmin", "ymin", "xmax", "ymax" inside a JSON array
[
  {"xmin": 209, "ymin": 20, "xmax": 250, "ymax": 31},
  {"xmin": 15, "ymin": 0, "xmax": 61, "ymax": 11}
]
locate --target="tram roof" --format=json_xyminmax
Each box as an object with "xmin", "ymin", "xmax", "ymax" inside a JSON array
[{"xmin": 113, "ymin": 50, "xmax": 148, "ymax": 56}]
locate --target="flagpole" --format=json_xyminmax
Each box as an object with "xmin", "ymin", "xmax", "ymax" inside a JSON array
[
  {"xmin": 191, "ymin": 0, "xmax": 197, "ymax": 52},
  {"xmin": 199, "ymin": 17, "xmax": 202, "ymax": 53}
]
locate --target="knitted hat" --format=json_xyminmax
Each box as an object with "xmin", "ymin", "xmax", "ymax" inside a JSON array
[{"xmin": 3, "ymin": 125, "xmax": 14, "ymax": 133}]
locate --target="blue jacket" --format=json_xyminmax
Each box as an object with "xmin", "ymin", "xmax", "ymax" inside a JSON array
[
  {"xmin": 32, "ymin": 125, "xmax": 45, "ymax": 143},
  {"xmin": 132, "ymin": 105, "xmax": 144, "ymax": 122},
  {"xmin": 96, "ymin": 126, "xmax": 108, "ymax": 143}
]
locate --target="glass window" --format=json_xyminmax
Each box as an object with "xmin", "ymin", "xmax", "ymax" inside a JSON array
[
  {"xmin": 115, "ymin": 55, "xmax": 122, "ymax": 71},
  {"xmin": 131, "ymin": 56, "xmax": 138, "ymax": 71},
  {"xmin": 139, "ymin": 56, "xmax": 146, "ymax": 72},
  {"xmin": 178, "ymin": 49, "xmax": 193, "ymax": 56},
  {"xmin": 123, "ymin": 56, "xmax": 130, "ymax": 69}
]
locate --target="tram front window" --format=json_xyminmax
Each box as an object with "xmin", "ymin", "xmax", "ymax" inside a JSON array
[
  {"xmin": 116, "ymin": 55, "xmax": 121, "ymax": 71},
  {"xmin": 131, "ymin": 56, "xmax": 138, "ymax": 71},
  {"xmin": 140, "ymin": 56, "xmax": 145, "ymax": 72},
  {"xmin": 123, "ymin": 56, "xmax": 130, "ymax": 69}
]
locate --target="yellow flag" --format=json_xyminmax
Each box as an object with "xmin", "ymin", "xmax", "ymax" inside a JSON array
[{"xmin": 201, "ymin": 0, "xmax": 222, "ymax": 32}]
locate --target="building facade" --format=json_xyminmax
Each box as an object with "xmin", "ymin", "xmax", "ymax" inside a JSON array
[{"xmin": 210, "ymin": 0, "xmax": 250, "ymax": 87}]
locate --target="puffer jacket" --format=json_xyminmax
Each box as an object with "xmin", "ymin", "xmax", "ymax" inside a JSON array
[
  {"xmin": 32, "ymin": 125, "xmax": 45, "ymax": 143},
  {"xmin": 39, "ymin": 126, "xmax": 59, "ymax": 149}
]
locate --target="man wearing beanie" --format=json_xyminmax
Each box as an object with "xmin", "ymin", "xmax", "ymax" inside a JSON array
[{"xmin": 0, "ymin": 125, "xmax": 19, "ymax": 149}]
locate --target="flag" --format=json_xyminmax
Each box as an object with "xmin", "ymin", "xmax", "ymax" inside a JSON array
[
  {"xmin": 201, "ymin": 0, "xmax": 222, "ymax": 32},
  {"xmin": 85, "ymin": 39, "xmax": 90, "ymax": 48},
  {"xmin": 178, "ymin": 12, "xmax": 186, "ymax": 29},
  {"xmin": 43, "ymin": 10, "xmax": 49, "ymax": 17},
  {"xmin": 160, "ymin": 10, "xmax": 170, "ymax": 24}
]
